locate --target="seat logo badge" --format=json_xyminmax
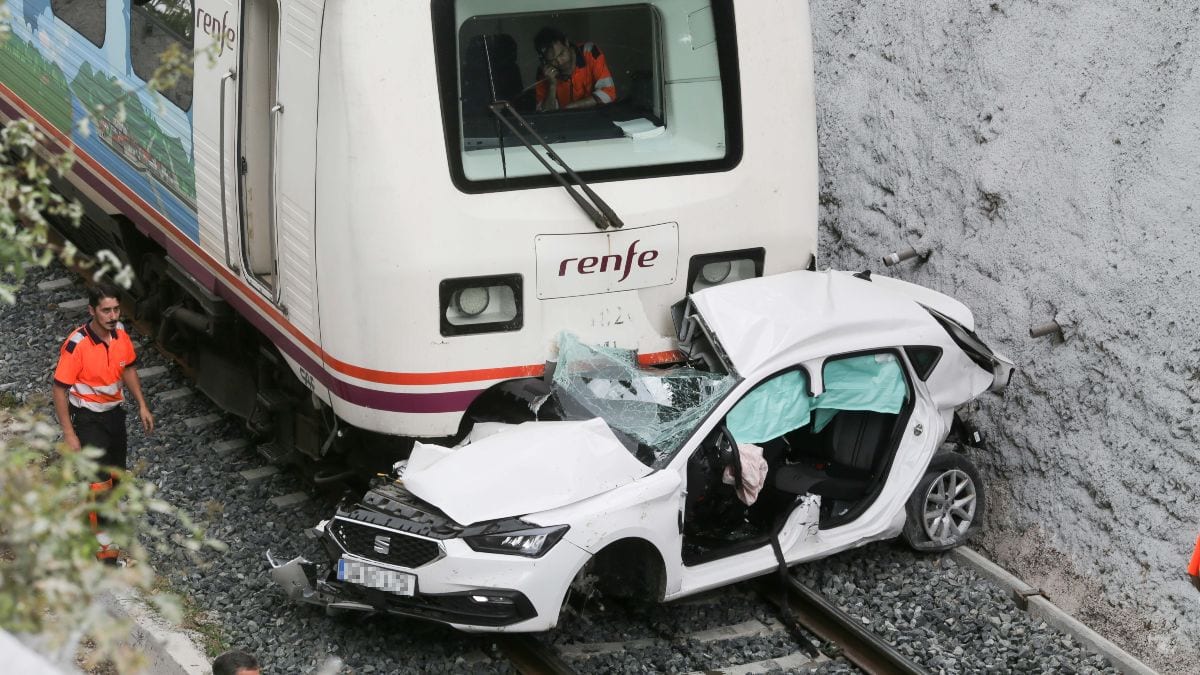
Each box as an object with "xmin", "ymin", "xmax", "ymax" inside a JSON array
[{"xmin": 373, "ymin": 535, "xmax": 391, "ymax": 554}]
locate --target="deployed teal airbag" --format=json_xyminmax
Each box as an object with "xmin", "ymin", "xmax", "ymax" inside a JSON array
[
  {"xmin": 727, "ymin": 354, "xmax": 906, "ymax": 443},
  {"xmin": 812, "ymin": 353, "xmax": 907, "ymax": 431},
  {"xmin": 726, "ymin": 370, "xmax": 812, "ymax": 444}
]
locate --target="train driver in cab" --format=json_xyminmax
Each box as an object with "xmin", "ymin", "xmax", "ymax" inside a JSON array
[{"xmin": 534, "ymin": 27, "xmax": 617, "ymax": 111}]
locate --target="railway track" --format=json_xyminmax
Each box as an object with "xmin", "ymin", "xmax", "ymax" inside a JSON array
[
  {"xmin": 488, "ymin": 572, "xmax": 931, "ymax": 675},
  {"xmin": 495, "ymin": 634, "xmax": 579, "ymax": 675},
  {"xmin": 759, "ymin": 576, "xmax": 928, "ymax": 675}
]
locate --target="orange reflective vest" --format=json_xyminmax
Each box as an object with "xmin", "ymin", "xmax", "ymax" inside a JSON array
[
  {"xmin": 53, "ymin": 322, "xmax": 137, "ymax": 412},
  {"xmin": 536, "ymin": 42, "xmax": 617, "ymax": 108}
]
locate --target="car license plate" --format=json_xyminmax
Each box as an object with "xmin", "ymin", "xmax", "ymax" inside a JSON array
[{"xmin": 337, "ymin": 557, "xmax": 415, "ymax": 596}]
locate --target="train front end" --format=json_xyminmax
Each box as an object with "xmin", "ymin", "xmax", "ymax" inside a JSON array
[{"xmin": 312, "ymin": 0, "xmax": 817, "ymax": 446}]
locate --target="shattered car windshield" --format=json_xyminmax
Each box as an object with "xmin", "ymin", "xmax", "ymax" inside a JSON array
[{"xmin": 552, "ymin": 333, "xmax": 737, "ymax": 465}]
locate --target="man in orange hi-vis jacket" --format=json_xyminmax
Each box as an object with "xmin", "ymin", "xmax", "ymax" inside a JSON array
[
  {"xmin": 533, "ymin": 26, "xmax": 617, "ymax": 111},
  {"xmin": 52, "ymin": 283, "xmax": 154, "ymax": 564}
]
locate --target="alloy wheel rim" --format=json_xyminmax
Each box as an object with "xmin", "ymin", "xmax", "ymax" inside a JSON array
[{"xmin": 921, "ymin": 468, "xmax": 977, "ymax": 544}]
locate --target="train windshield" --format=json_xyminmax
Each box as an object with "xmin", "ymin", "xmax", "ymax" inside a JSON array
[{"xmin": 433, "ymin": 0, "xmax": 742, "ymax": 192}]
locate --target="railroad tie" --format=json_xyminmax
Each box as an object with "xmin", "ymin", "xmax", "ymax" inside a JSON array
[
  {"xmin": 136, "ymin": 365, "xmax": 168, "ymax": 381},
  {"xmin": 269, "ymin": 492, "xmax": 309, "ymax": 509},
  {"xmin": 183, "ymin": 413, "xmax": 223, "ymax": 430},
  {"xmin": 37, "ymin": 277, "xmax": 74, "ymax": 291},
  {"xmin": 214, "ymin": 439, "xmax": 249, "ymax": 456},
  {"xmin": 239, "ymin": 466, "xmax": 279, "ymax": 482}
]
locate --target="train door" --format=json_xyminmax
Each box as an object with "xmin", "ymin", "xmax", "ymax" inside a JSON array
[
  {"xmin": 204, "ymin": 0, "xmax": 278, "ymax": 295},
  {"xmin": 203, "ymin": 0, "xmax": 328, "ymax": 411},
  {"xmin": 207, "ymin": 0, "xmax": 322, "ymax": 328},
  {"xmin": 237, "ymin": 0, "xmax": 280, "ymax": 295}
]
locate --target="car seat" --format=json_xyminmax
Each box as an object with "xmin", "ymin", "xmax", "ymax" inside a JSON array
[{"xmin": 773, "ymin": 411, "xmax": 897, "ymax": 500}]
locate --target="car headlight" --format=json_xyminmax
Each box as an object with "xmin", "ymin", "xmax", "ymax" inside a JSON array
[{"xmin": 463, "ymin": 523, "xmax": 569, "ymax": 558}]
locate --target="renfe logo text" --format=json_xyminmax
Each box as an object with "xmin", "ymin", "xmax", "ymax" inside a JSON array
[
  {"xmin": 196, "ymin": 8, "xmax": 237, "ymax": 57},
  {"xmin": 558, "ymin": 239, "xmax": 659, "ymax": 283}
]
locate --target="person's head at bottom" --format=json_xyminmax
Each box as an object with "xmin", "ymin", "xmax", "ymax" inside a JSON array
[{"xmin": 213, "ymin": 650, "xmax": 260, "ymax": 675}]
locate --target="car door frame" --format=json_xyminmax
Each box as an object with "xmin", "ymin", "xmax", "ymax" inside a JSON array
[
  {"xmin": 662, "ymin": 346, "xmax": 942, "ymax": 600},
  {"xmin": 662, "ymin": 356, "xmax": 826, "ymax": 598}
]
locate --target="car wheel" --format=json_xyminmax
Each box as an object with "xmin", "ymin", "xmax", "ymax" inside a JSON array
[
  {"xmin": 902, "ymin": 451, "xmax": 986, "ymax": 552},
  {"xmin": 557, "ymin": 560, "xmax": 603, "ymax": 625}
]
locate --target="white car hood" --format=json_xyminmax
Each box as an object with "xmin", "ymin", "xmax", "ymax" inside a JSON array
[{"xmin": 402, "ymin": 418, "xmax": 652, "ymax": 526}]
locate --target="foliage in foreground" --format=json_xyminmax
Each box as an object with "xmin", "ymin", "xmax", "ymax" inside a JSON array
[
  {"xmin": 0, "ymin": 7, "xmax": 222, "ymax": 670},
  {"xmin": 0, "ymin": 409, "xmax": 225, "ymax": 672}
]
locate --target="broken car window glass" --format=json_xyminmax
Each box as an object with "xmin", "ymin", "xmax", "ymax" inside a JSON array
[
  {"xmin": 726, "ymin": 354, "xmax": 907, "ymax": 444},
  {"xmin": 553, "ymin": 332, "xmax": 736, "ymax": 462}
]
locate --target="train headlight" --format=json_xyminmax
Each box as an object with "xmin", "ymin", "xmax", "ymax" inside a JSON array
[
  {"xmin": 439, "ymin": 274, "xmax": 523, "ymax": 336},
  {"xmin": 699, "ymin": 261, "xmax": 732, "ymax": 284},
  {"xmin": 453, "ymin": 287, "xmax": 491, "ymax": 316},
  {"xmin": 687, "ymin": 248, "xmax": 765, "ymax": 294}
]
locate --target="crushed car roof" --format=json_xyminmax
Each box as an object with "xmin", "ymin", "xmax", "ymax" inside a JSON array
[{"xmin": 689, "ymin": 270, "xmax": 968, "ymax": 376}]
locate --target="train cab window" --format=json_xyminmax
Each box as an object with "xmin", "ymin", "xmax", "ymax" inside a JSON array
[
  {"xmin": 433, "ymin": 0, "xmax": 742, "ymax": 193},
  {"xmin": 129, "ymin": 0, "xmax": 195, "ymax": 111},
  {"xmin": 51, "ymin": 0, "xmax": 107, "ymax": 48}
]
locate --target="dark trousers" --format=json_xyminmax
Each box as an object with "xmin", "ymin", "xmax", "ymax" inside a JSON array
[{"xmin": 69, "ymin": 405, "xmax": 127, "ymax": 484}]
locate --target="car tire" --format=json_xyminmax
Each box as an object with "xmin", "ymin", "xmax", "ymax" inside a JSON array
[
  {"xmin": 557, "ymin": 560, "xmax": 603, "ymax": 625},
  {"xmin": 902, "ymin": 451, "xmax": 986, "ymax": 552}
]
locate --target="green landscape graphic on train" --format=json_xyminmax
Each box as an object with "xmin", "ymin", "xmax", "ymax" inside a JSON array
[{"xmin": 0, "ymin": 0, "xmax": 199, "ymax": 241}]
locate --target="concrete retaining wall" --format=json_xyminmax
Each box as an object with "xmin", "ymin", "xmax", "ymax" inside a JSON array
[{"xmin": 809, "ymin": 2, "xmax": 1200, "ymax": 671}]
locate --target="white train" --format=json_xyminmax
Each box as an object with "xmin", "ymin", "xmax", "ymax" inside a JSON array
[{"xmin": 0, "ymin": 0, "xmax": 818, "ymax": 474}]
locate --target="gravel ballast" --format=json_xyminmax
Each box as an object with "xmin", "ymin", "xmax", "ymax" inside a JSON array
[{"xmin": 795, "ymin": 542, "xmax": 1121, "ymax": 674}]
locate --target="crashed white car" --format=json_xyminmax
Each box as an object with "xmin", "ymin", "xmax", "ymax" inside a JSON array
[{"xmin": 269, "ymin": 270, "xmax": 1013, "ymax": 631}]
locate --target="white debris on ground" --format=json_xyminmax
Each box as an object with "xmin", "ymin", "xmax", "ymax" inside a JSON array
[{"xmin": 810, "ymin": 1, "xmax": 1200, "ymax": 671}]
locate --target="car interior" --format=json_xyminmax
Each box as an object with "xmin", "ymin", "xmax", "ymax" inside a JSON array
[{"xmin": 682, "ymin": 353, "xmax": 913, "ymax": 566}]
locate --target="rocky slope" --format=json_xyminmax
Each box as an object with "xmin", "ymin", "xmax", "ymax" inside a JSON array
[{"xmin": 809, "ymin": 1, "xmax": 1200, "ymax": 671}]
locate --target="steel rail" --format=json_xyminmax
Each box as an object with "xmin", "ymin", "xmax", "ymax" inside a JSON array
[
  {"xmin": 759, "ymin": 576, "xmax": 932, "ymax": 675},
  {"xmin": 494, "ymin": 634, "xmax": 578, "ymax": 675}
]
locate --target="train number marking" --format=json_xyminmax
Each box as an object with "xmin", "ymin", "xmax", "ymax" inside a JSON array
[{"xmin": 593, "ymin": 307, "xmax": 633, "ymax": 328}]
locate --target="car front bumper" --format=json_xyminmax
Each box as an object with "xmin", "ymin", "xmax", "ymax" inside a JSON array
[{"xmin": 266, "ymin": 525, "xmax": 590, "ymax": 632}]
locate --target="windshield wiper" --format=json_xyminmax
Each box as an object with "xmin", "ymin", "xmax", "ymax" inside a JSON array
[{"xmin": 488, "ymin": 100, "xmax": 624, "ymax": 230}]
